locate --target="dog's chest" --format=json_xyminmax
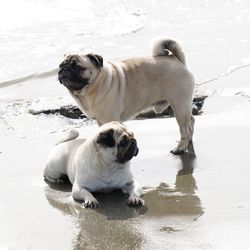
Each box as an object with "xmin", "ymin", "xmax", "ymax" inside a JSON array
[
  {"xmin": 71, "ymin": 93, "xmax": 95, "ymax": 119},
  {"xmin": 85, "ymin": 168, "xmax": 129, "ymax": 192},
  {"xmin": 101, "ymin": 170, "xmax": 126, "ymax": 189},
  {"xmin": 101, "ymin": 173, "xmax": 121, "ymax": 188}
]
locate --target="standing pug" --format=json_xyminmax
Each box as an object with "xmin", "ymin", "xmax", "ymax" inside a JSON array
[
  {"xmin": 58, "ymin": 38, "xmax": 195, "ymax": 154},
  {"xmin": 44, "ymin": 122, "xmax": 144, "ymax": 209}
]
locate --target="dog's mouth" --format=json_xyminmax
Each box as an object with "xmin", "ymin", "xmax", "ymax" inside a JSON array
[
  {"xmin": 116, "ymin": 138, "xmax": 139, "ymax": 164},
  {"xmin": 58, "ymin": 64, "xmax": 89, "ymax": 91}
]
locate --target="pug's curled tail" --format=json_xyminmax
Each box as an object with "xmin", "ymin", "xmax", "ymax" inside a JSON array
[
  {"xmin": 152, "ymin": 39, "xmax": 186, "ymax": 65},
  {"xmin": 55, "ymin": 129, "xmax": 79, "ymax": 145}
]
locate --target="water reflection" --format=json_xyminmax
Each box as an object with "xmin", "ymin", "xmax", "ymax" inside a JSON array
[
  {"xmin": 144, "ymin": 142, "xmax": 203, "ymax": 217},
  {"xmin": 44, "ymin": 186, "xmax": 146, "ymax": 249},
  {"xmin": 44, "ymin": 142, "xmax": 203, "ymax": 249}
]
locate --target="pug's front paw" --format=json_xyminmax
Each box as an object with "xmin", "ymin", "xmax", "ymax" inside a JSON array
[
  {"xmin": 82, "ymin": 198, "xmax": 99, "ymax": 209},
  {"xmin": 127, "ymin": 195, "xmax": 144, "ymax": 207}
]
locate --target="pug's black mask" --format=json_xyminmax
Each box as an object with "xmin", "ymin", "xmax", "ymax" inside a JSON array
[
  {"xmin": 58, "ymin": 53, "xmax": 103, "ymax": 91},
  {"xmin": 116, "ymin": 137, "xmax": 139, "ymax": 164},
  {"xmin": 96, "ymin": 129, "xmax": 139, "ymax": 164},
  {"xmin": 58, "ymin": 60, "xmax": 89, "ymax": 91}
]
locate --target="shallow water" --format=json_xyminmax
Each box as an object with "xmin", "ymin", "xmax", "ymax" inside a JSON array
[
  {"xmin": 1, "ymin": 0, "xmax": 250, "ymax": 84},
  {"xmin": 1, "ymin": 116, "xmax": 250, "ymax": 249}
]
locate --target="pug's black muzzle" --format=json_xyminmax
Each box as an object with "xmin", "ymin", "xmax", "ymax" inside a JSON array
[
  {"xmin": 58, "ymin": 65, "xmax": 89, "ymax": 91},
  {"xmin": 117, "ymin": 138, "xmax": 139, "ymax": 164}
]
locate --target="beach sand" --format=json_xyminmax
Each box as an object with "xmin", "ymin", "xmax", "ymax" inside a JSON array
[
  {"xmin": 1, "ymin": 65, "xmax": 250, "ymax": 249},
  {"xmin": 1, "ymin": 0, "xmax": 250, "ymax": 249}
]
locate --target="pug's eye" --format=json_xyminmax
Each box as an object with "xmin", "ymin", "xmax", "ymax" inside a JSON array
[
  {"xmin": 96, "ymin": 129, "xmax": 115, "ymax": 148},
  {"xmin": 119, "ymin": 136, "xmax": 128, "ymax": 147},
  {"xmin": 71, "ymin": 61, "xmax": 77, "ymax": 67}
]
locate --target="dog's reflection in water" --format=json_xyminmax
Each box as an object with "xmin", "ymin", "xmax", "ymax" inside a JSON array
[{"xmin": 44, "ymin": 185, "xmax": 146, "ymax": 249}]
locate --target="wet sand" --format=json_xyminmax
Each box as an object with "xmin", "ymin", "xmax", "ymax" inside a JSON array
[{"xmin": 1, "ymin": 102, "xmax": 250, "ymax": 249}]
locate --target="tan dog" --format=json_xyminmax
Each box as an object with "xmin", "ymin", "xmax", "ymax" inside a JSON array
[
  {"xmin": 58, "ymin": 39, "xmax": 195, "ymax": 154},
  {"xmin": 44, "ymin": 122, "xmax": 144, "ymax": 209}
]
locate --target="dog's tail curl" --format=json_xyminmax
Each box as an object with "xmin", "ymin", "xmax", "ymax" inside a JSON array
[
  {"xmin": 152, "ymin": 38, "xmax": 186, "ymax": 65},
  {"xmin": 55, "ymin": 129, "xmax": 79, "ymax": 145}
]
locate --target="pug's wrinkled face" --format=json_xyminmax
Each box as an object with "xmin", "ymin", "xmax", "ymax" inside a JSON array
[
  {"xmin": 96, "ymin": 122, "xmax": 139, "ymax": 165},
  {"xmin": 58, "ymin": 53, "xmax": 103, "ymax": 91}
]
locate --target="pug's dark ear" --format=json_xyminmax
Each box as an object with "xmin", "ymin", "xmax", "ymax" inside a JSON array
[
  {"xmin": 86, "ymin": 53, "xmax": 103, "ymax": 68},
  {"xmin": 96, "ymin": 129, "xmax": 115, "ymax": 147}
]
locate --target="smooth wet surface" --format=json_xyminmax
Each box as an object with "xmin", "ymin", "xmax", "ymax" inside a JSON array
[{"xmin": 1, "ymin": 112, "xmax": 250, "ymax": 249}]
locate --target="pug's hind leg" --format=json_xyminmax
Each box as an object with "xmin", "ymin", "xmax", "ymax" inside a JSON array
[
  {"xmin": 171, "ymin": 108, "xmax": 195, "ymax": 155},
  {"xmin": 123, "ymin": 181, "xmax": 144, "ymax": 207},
  {"xmin": 72, "ymin": 182, "xmax": 99, "ymax": 209},
  {"xmin": 44, "ymin": 164, "xmax": 66, "ymax": 184}
]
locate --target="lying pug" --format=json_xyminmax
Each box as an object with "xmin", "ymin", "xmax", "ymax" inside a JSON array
[
  {"xmin": 58, "ymin": 38, "xmax": 195, "ymax": 154},
  {"xmin": 43, "ymin": 122, "xmax": 144, "ymax": 209}
]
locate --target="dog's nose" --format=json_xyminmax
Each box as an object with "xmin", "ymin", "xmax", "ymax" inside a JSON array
[
  {"xmin": 134, "ymin": 147, "xmax": 139, "ymax": 156},
  {"xmin": 59, "ymin": 62, "xmax": 64, "ymax": 68},
  {"xmin": 58, "ymin": 70, "xmax": 64, "ymax": 82},
  {"xmin": 131, "ymin": 138, "xmax": 137, "ymax": 145},
  {"xmin": 130, "ymin": 138, "xmax": 139, "ymax": 156}
]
